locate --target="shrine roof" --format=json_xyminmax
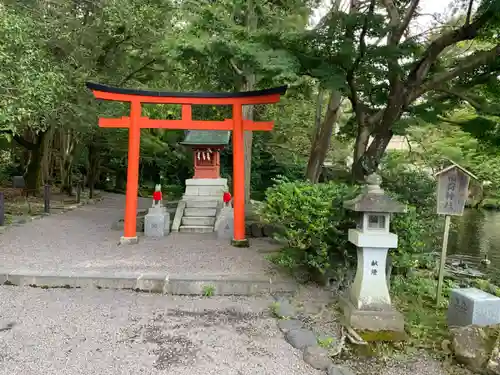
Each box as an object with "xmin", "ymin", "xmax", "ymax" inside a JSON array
[
  {"xmin": 86, "ymin": 82, "xmax": 287, "ymax": 99},
  {"xmin": 181, "ymin": 130, "xmax": 231, "ymax": 146}
]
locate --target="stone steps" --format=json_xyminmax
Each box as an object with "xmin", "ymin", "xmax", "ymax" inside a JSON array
[
  {"xmin": 181, "ymin": 216, "xmax": 216, "ymax": 226},
  {"xmin": 185, "ymin": 200, "xmax": 218, "ymax": 209},
  {"xmin": 179, "ymin": 225, "xmax": 214, "ymax": 233},
  {"xmin": 184, "ymin": 207, "xmax": 217, "ymax": 217}
]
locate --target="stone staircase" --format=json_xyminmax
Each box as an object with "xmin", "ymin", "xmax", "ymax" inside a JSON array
[{"xmin": 178, "ymin": 200, "xmax": 219, "ymax": 233}]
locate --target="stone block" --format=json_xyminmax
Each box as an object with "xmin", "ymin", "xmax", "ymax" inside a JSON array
[
  {"xmin": 181, "ymin": 216, "xmax": 215, "ymax": 226},
  {"xmin": 339, "ymin": 295, "xmax": 406, "ymax": 341},
  {"xmin": 285, "ymin": 328, "xmax": 318, "ymax": 350},
  {"xmin": 448, "ymin": 288, "xmax": 500, "ymax": 327},
  {"xmin": 119, "ymin": 236, "xmax": 139, "ymax": 245},
  {"xmin": 278, "ymin": 319, "xmax": 303, "ymax": 333},
  {"xmin": 171, "ymin": 200, "xmax": 186, "ymax": 232},
  {"xmin": 144, "ymin": 210, "xmax": 170, "ymax": 237},
  {"xmin": 215, "ymin": 207, "xmax": 234, "ymax": 240},
  {"xmin": 185, "ymin": 186, "xmax": 199, "ymax": 196},
  {"xmin": 303, "ymin": 346, "xmax": 332, "ymax": 370},
  {"xmin": 185, "ymin": 200, "xmax": 218, "ymax": 208},
  {"xmin": 179, "ymin": 225, "xmax": 214, "ymax": 233},
  {"xmin": 184, "ymin": 207, "xmax": 216, "ymax": 217}
]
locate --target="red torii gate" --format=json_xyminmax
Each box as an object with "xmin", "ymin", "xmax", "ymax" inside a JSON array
[{"xmin": 86, "ymin": 82, "xmax": 287, "ymax": 247}]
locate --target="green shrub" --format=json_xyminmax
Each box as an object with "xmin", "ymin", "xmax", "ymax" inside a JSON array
[
  {"xmin": 381, "ymin": 160, "xmax": 444, "ymax": 270},
  {"xmin": 380, "ymin": 160, "xmax": 436, "ymax": 209},
  {"xmin": 260, "ymin": 178, "xmax": 359, "ymax": 274},
  {"xmin": 390, "ymin": 206, "xmax": 441, "ymax": 270},
  {"xmin": 260, "ymin": 168, "xmax": 443, "ymax": 277}
]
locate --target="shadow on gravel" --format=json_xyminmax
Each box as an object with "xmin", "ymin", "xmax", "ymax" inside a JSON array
[{"xmin": 122, "ymin": 308, "xmax": 270, "ymax": 370}]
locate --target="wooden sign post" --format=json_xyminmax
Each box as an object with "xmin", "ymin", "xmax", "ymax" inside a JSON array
[{"xmin": 435, "ymin": 163, "xmax": 477, "ymax": 306}]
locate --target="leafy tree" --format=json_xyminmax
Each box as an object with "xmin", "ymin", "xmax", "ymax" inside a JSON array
[
  {"xmin": 280, "ymin": 0, "xmax": 500, "ymax": 180},
  {"xmin": 171, "ymin": 0, "xmax": 314, "ymax": 199}
]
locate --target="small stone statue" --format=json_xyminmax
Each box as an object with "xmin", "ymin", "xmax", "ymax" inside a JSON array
[{"xmin": 152, "ymin": 184, "xmax": 162, "ymax": 207}]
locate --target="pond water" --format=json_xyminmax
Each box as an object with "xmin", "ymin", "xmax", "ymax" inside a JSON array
[{"xmin": 448, "ymin": 209, "xmax": 500, "ymax": 281}]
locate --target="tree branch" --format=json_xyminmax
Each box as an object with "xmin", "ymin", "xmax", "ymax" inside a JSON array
[
  {"xmin": 119, "ymin": 59, "xmax": 157, "ymax": 85},
  {"xmin": 406, "ymin": 7, "xmax": 495, "ymax": 89},
  {"xmin": 346, "ymin": 0, "xmax": 375, "ymax": 123},
  {"xmin": 229, "ymin": 58, "xmax": 244, "ymax": 76},
  {"xmin": 465, "ymin": 0, "xmax": 475, "ymax": 25},
  {"xmin": 13, "ymin": 134, "xmax": 38, "ymax": 151},
  {"xmin": 412, "ymin": 44, "xmax": 500, "ymax": 100},
  {"xmin": 392, "ymin": 0, "xmax": 420, "ymax": 43},
  {"xmin": 380, "ymin": 0, "xmax": 400, "ymax": 32},
  {"xmin": 433, "ymin": 87, "xmax": 485, "ymax": 111}
]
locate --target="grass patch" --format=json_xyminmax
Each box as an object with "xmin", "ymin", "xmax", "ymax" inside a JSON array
[
  {"xmin": 202, "ymin": 284, "xmax": 215, "ymax": 297},
  {"xmin": 391, "ymin": 274, "xmax": 453, "ymax": 352}
]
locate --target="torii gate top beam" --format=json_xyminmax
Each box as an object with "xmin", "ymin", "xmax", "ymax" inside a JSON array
[{"xmin": 86, "ymin": 82, "xmax": 287, "ymax": 105}]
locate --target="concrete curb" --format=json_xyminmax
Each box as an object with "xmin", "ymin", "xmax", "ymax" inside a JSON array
[{"xmin": 0, "ymin": 270, "xmax": 297, "ymax": 296}]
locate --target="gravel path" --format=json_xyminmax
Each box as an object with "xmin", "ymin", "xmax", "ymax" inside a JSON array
[
  {"xmin": 0, "ymin": 193, "xmax": 279, "ymax": 277},
  {"xmin": 0, "ymin": 286, "xmax": 319, "ymax": 375}
]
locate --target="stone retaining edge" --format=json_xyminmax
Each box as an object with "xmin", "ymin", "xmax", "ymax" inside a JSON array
[{"xmin": 0, "ymin": 270, "xmax": 296, "ymax": 296}]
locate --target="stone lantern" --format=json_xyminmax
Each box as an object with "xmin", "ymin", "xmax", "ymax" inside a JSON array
[{"xmin": 341, "ymin": 173, "xmax": 407, "ymax": 340}]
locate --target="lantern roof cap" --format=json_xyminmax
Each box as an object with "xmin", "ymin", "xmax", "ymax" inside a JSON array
[{"xmin": 343, "ymin": 173, "xmax": 407, "ymax": 213}]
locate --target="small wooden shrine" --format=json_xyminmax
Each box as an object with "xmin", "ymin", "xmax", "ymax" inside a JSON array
[{"xmin": 181, "ymin": 130, "xmax": 231, "ymax": 179}]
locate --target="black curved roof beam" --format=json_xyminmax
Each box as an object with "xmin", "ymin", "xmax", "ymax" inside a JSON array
[{"xmin": 86, "ymin": 82, "xmax": 288, "ymax": 99}]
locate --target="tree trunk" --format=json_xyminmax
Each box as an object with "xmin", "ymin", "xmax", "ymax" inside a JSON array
[
  {"xmin": 306, "ymin": 89, "xmax": 343, "ymax": 183},
  {"xmin": 13, "ymin": 130, "xmax": 47, "ymax": 195},
  {"xmin": 351, "ymin": 124, "xmax": 371, "ymax": 182},
  {"xmin": 59, "ymin": 128, "xmax": 77, "ymax": 195},
  {"xmin": 41, "ymin": 126, "xmax": 55, "ymax": 186},
  {"xmin": 87, "ymin": 143, "xmax": 101, "ymax": 199},
  {"xmin": 115, "ymin": 169, "xmax": 126, "ymax": 192},
  {"xmin": 25, "ymin": 147, "xmax": 43, "ymax": 195}
]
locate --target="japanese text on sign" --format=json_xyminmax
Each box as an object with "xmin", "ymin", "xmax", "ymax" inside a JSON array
[
  {"xmin": 436, "ymin": 167, "xmax": 470, "ymax": 216},
  {"xmin": 370, "ymin": 260, "xmax": 378, "ymax": 276}
]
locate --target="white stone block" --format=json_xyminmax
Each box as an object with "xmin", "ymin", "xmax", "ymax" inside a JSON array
[
  {"xmin": 349, "ymin": 247, "xmax": 391, "ymax": 309},
  {"xmin": 215, "ymin": 207, "xmax": 234, "ymax": 240},
  {"xmin": 448, "ymin": 288, "xmax": 500, "ymax": 327},
  {"xmin": 144, "ymin": 210, "xmax": 170, "ymax": 237},
  {"xmin": 186, "ymin": 178, "xmax": 228, "ymax": 187},
  {"xmin": 184, "ymin": 208, "xmax": 217, "ymax": 217},
  {"xmin": 185, "ymin": 186, "xmax": 199, "ymax": 196}
]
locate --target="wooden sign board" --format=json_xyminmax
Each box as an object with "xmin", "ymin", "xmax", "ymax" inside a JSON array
[{"xmin": 436, "ymin": 165, "xmax": 474, "ymax": 216}]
